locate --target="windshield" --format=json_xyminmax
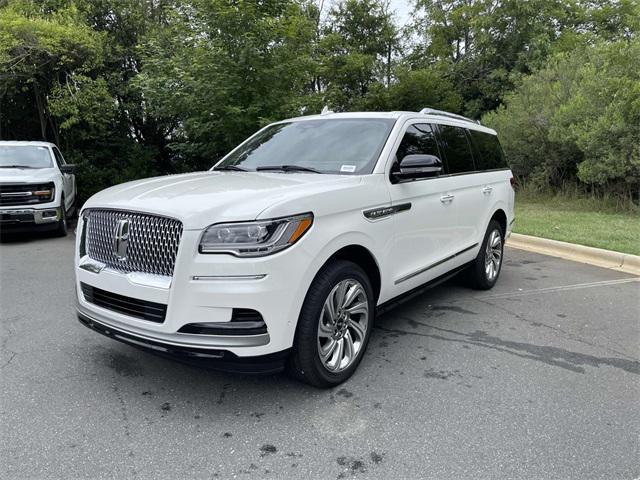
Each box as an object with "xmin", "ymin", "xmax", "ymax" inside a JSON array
[
  {"xmin": 216, "ymin": 118, "xmax": 396, "ymax": 174},
  {"xmin": 0, "ymin": 146, "xmax": 53, "ymax": 169}
]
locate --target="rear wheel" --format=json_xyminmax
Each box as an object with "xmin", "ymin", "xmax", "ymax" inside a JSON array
[
  {"xmin": 288, "ymin": 260, "xmax": 374, "ymax": 388},
  {"xmin": 467, "ymin": 220, "xmax": 504, "ymax": 290}
]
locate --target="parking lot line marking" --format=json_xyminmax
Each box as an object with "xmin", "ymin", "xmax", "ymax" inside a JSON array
[{"xmin": 477, "ymin": 277, "xmax": 639, "ymax": 300}]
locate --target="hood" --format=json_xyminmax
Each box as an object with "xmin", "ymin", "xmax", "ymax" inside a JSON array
[
  {"xmin": 0, "ymin": 167, "xmax": 59, "ymax": 184},
  {"xmin": 84, "ymin": 171, "xmax": 362, "ymax": 229}
]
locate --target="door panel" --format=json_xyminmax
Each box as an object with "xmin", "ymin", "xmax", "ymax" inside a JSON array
[
  {"xmin": 436, "ymin": 125, "xmax": 481, "ymax": 252},
  {"xmin": 52, "ymin": 147, "xmax": 75, "ymax": 209},
  {"xmin": 387, "ymin": 123, "xmax": 458, "ymax": 292}
]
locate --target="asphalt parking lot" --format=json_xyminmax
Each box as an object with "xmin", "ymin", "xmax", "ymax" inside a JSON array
[{"xmin": 1, "ymin": 229, "xmax": 638, "ymax": 480}]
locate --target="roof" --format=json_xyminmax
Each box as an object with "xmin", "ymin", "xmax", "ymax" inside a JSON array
[
  {"xmin": 0, "ymin": 141, "xmax": 57, "ymax": 147},
  {"xmin": 282, "ymin": 110, "xmax": 497, "ymax": 135}
]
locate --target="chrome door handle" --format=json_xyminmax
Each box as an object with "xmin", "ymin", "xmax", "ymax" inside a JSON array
[
  {"xmin": 440, "ymin": 194, "xmax": 455, "ymax": 203},
  {"xmin": 482, "ymin": 186, "xmax": 493, "ymax": 194}
]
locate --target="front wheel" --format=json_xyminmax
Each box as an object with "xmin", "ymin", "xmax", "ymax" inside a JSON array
[
  {"xmin": 287, "ymin": 260, "xmax": 374, "ymax": 388},
  {"xmin": 466, "ymin": 220, "xmax": 504, "ymax": 290},
  {"xmin": 55, "ymin": 201, "xmax": 68, "ymax": 237}
]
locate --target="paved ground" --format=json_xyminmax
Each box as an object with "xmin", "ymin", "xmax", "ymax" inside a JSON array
[{"xmin": 1, "ymin": 229, "xmax": 638, "ymax": 480}]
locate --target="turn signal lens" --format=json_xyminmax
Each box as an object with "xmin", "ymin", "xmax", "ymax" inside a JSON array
[{"xmin": 199, "ymin": 213, "xmax": 313, "ymax": 257}]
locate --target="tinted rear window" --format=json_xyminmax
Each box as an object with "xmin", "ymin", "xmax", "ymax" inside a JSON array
[
  {"xmin": 437, "ymin": 125, "xmax": 475, "ymax": 174},
  {"xmin": 469, "ymin": 130, "xmax": 507, "ymax": 170}
]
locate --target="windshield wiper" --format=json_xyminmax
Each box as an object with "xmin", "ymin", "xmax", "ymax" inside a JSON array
[
  {"xmin": 0, "ymin": 165, "xmax": 35, "ymax": 169},
  {"xmin": 213, "ymin": 165, "xmax": 248, "ymax": 172},
  {"xmin": 256, "ymin": 165, "xmax": 322, "ymax": 174}
]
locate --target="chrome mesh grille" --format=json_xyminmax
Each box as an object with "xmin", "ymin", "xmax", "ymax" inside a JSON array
[{"xmin": 85, "ymin": 209, "xmax": 183, "ymax": 276}]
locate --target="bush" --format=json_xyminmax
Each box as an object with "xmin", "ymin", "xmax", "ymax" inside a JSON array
[{"xmin": 483, "ymin": 39, "xmax": 640, "ymax": 200}]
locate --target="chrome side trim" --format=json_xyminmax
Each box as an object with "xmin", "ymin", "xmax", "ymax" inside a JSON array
[
  {"xmin": 192, "ymin": 274, "xmax": 267, "ymax": 281},
  {"xmin": 77, "ymin": 302, "xmax": 270, "ymax": 348},
  {"xmin": 395, "ymin": 243, "xmax": 479, "ymax": 285},
  {"xmin": 363, "ymin": 203, "xmax": 411, "ymax": 221}
]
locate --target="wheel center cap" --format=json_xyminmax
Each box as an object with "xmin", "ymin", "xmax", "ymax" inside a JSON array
[{"xmin": 333, "ymin": 311, "xmax": 349, "ymax": 338}]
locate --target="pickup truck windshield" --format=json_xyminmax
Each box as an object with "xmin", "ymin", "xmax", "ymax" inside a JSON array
[
  {"xmin": 0, "ymin": 146, "xmax": 53, "ymax": 169},
  {"xmin": 215, "ymin": 118, "xmax": 396, "ymax": 174}
]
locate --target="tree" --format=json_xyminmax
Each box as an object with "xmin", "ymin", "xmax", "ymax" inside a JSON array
[
  {"xmin": 137, "ymin": 0, "xmax": 318, "ymax": 167},
  {"xmin": 483, "ymin": 38, "xmax": 640, "ymax": 197},
  {"xmin": 318, "ymin": 0, "xmax": 400, "ymax": 110},
  {"xmin": 0, "ymin": 1, "xmax": 104, "ymax": 141}
]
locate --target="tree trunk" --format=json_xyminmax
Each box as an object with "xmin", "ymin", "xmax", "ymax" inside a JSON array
[{"xmin": 33, "ymin": 82, "xmax": 47, "ymax": 140}]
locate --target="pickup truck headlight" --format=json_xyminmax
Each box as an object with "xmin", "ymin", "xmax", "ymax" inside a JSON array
[{"xmin": 199, "ymin": 213, "xmax": 313, "ymax": 257}]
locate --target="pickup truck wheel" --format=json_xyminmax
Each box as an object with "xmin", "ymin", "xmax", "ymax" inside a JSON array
[
  {"xmin": 467, "ymin": 219, "xmax": 503, "ymax": 290},
  {"xmin": 288, "ymin": 260, "xmax": 374, "ymax": 388},
  {"xmin": 55, "ymin": 200, "xmax": 68, "ymax": 237}
]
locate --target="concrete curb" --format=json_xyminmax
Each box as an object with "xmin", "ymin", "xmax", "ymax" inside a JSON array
[{"xmin": 506, "ymin": 233, "xmax": 640, "ymax": 276}]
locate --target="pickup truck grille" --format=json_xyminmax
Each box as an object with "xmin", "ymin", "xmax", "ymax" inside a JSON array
[
  {"xmin": 0, "ymin": 182, "xmax": 54, "ymax": 206},
  {"xmin": 85, "ymin": 209, "xmax": 183, "ymax": 277}
]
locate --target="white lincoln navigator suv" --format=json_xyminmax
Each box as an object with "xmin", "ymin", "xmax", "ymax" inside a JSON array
[{"xmin": 75, "ymin": 109, "xmax": 514, "ymax": 387}]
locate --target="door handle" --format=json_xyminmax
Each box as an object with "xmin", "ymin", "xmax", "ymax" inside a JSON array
[
  {"xmin": 482, "ymin": 186, "xmax": 493, "ymax": 194},
  {"xmin": 440, "ymin": 194, "xmax": 455, "ymax": 203}
]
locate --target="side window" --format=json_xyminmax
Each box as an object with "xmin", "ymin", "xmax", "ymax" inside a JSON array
[
  {"xmin": 52, "ymin": 147, "xmax": 66, "ymax": 168},
  {"xmin": 437, "ymin": 125, "xmax": 476, "ymax": 174},
  {"xmin": 394, "ymin": 123, "xmax": 440, "ymax": 162},
  {"xmin": 469, "ymin": 130, "xmax": 507, "ymax": 170}
]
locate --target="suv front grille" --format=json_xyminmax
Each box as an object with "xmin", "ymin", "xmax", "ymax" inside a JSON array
[
  {"xmin": 85, "ymin": 209, "xmax": 183, "ymax": 277},
  {"xmin": 0, "ymin": 182, "xmax": 54, "ymax": 206},
  {"xmin": 81, "ymin": 283, "xmax": 167, "ymax": 323}
]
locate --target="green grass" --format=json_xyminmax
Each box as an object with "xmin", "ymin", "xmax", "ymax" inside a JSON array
[{"xmin": 514, "ymin": 192, "xmax": 640, "ymax": 255}]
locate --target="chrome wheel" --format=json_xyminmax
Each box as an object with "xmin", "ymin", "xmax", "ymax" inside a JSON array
[
  {"xmin": 317, "ymin": 279, "xmax": 369, "ymax": 373},
  {"xmin": 484, "ymin": 229, "xmax": 502, "ymax": 281}
]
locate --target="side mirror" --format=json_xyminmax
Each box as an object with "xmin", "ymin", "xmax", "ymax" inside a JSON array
[
  {"xmin": 60, "ymin": 164, "xmax": 76, "ymax": 174},
  {"xmin": 391, "ymin": 154, "xmax": 442, "ymax": 183}
]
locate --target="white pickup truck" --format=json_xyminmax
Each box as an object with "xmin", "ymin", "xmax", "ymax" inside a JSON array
[{"xmin": 0, "ymin": 141, "xmax": 77, "ymax": 236}]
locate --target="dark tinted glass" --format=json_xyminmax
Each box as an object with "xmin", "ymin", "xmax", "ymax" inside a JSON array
[
  {"xmin": 52, "ymin": 147, "xmax": 66, "ymax": 167},
  {"xmin": 438, "ymin": 125, "xmax": 475, "ymax": 174},
  {"xmin": 218, "ymin": 118, "xmax": 395, "ymax": 175},
  {"xmin": 395, "ymin": 124, "xmax": 440, "ymax": 161},
  {"xmin": 469, "ymin": 130, "xmax": 507, "ymax": 170}
]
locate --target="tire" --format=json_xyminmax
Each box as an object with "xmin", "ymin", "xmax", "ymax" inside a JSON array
[
  {"xmin": 55, "ymin": 200, "xmax": 68, "ymax": 237},
  {"xmin": 466, "ymin": 220, "xmax": 504, "ymax": 290},
  {"xmin": 287, "ymin": 260, "xmax": 375, "ymax": 388}
]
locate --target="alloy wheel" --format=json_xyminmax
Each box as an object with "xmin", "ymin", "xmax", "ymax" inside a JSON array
[
  {"xmin": 317, "ymin": 279, "xmax": 369, "ymax": 373},
  {"xmin": 484, "ymin": 229, "xmax": 502, "ymax": 281}
]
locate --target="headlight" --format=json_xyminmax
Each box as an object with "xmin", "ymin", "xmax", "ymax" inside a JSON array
[
  {"xmin": 33, "ymin": 183, "xmax": 55, "ymax": 202},
  {"xmin": 199, "ymin": 213, "xmax": 313, "ymax": 257}
]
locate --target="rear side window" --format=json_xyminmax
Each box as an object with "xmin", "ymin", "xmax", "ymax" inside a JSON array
[
  {"xmin": 437, "ymin": 125, "xmax": 475, "ymax": 174},
  {"xmin": 469, "ymin": 130, "xmax": 507, "ymax": 170},
  {"xmin": 395, "ymin": 124, "xmax": 440, "ymax": 161}
]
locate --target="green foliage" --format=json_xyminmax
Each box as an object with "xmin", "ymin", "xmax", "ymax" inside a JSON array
[
  {"xmin": 484, "ymin": 39, "xmax": 640, "ymax": 196},
  {"xmin": 0, "ymin": 0, "xmax": 637, "ymax": 202}
]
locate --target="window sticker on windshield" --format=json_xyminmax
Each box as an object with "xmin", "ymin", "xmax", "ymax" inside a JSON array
[{"xmin": 340, "ymin": 165, "xmax": 356, "ymax": 173}]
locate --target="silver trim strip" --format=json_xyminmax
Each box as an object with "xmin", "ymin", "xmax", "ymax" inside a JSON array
[
  {"xmin": 395, "ymin": 243, "xmax": 479, "ymax": 285},
  {"xmin": 78, "ymin": 256, "xmax": 173, "ymax": 289},
  {"xmin": 192, "ymin": 275, "xmax": 267, "ymax": 281},
  {"xmin": 77, "ymin": 302, "xmax": 270, "ymax": 348}
]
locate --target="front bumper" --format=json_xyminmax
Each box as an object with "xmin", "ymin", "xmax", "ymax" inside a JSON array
[
  {"xmin": 75, "ymin": 224, "xmax": 315, "ymax": 359},
  {"xmin": 0, "ymin": 206, "xmax": 62, "ymax": 231},
  {"xmin": 78, "ymin": 309, "xmax": 289, "ymax": 374}
]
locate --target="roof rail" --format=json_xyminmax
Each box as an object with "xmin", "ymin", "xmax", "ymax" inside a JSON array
[{"xmin": 419, "ymin": 108, "xmax": 480, "ymax": 125}]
